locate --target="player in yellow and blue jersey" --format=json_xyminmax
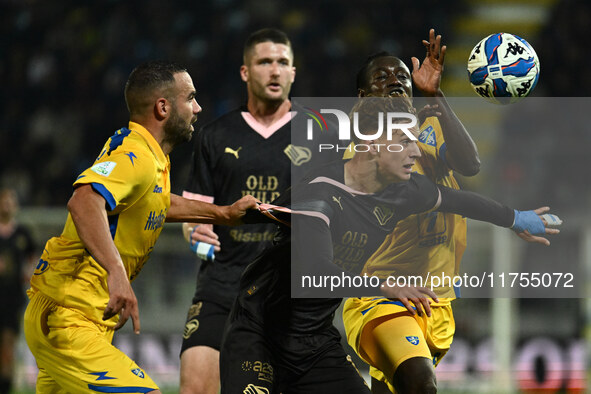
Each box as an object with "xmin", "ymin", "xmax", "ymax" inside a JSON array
[
  {"xmin": 342, "ymin": 29, "xmax": 482, "ymax": 393},
  {"xmin": 23, "ymin": 61, "xmax": 257, "ymax": 394}
]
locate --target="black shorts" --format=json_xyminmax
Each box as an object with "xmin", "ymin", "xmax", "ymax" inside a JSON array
[
  {"xmin": 180, "ymin": 299, "xmax": 230, "ymax": 355},
  {"xmin": 220, "ymin": 304, "xmax": 370, "ymax": 394}
]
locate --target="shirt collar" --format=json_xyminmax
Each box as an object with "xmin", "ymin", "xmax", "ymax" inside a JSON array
[{"xmin": 127, "ymin": 121, "xmax": 169, "ymax": 167}]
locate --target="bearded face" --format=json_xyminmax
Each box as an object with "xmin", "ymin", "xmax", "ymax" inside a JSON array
[{"xmin": 162, "ymin": 100, "xmax": 197, "ymax": 148}]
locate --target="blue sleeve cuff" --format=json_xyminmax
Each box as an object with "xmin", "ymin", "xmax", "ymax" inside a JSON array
[{"xmin": 90, "ymin": 183, "xmax": 117, "ymax": 211}]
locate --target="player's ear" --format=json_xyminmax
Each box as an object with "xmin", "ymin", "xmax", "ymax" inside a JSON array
[
  {"xmin": 155, "ymin": 98, "xmax": 168, "ymax": 120},
  {"xmin": 240, "ymin": 65, "xmax": 248, "ymax": 82},
  {"xmin": 290, "ymin": 66, "xmax": 296, "ymax": 83}
]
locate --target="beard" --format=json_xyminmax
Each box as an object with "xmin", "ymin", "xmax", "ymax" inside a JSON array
[{"xmin": 163, "ymin": 107, "xmax": 194, "ymax": 148}]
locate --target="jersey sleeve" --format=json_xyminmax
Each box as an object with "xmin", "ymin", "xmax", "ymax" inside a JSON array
[
  {"xmin": 417, "ymin": 116, "xmax": 450, "ymax": 172},
  {"xmin": 73, "ymin": 148, "xmax": 155, "ymax": 213},
  {"xmin": 183, "ymin": 126, "xmax": 215, "ymax": 201},
  {"xmin": 404, "ymin": 173, "xmax": 440, "ymax": 216}
]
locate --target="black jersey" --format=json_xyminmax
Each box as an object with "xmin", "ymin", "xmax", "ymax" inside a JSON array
[
  {"xmin": 184, "ymin": 104, "xmax": 341, "ymax": 308},
  {"xmin": 237, "ymin": 161, "xmax": 439, "ymax": 334},
  {"xmin": 0, "ymin": 225, "xmax": 35, "ymax": 308}
]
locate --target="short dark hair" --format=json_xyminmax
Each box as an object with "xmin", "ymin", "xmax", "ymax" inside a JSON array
[
  {"xmin": 243, "ymin": 28, "xmax": 292, "ymax": 64},
  {"xmin": 124, "ymin": 60, "xmax": 187, "ymax": 116},
  {"xmin": 356, "ymin": 51, "xmax": 398, "ymax": 91},
  {"xmin": 349, "ymin": 97, "xmax": 415, "ymax": 144}
]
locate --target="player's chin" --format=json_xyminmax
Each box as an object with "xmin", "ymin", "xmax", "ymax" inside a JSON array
[
  {"xmin": 396, "ymin": 173, "xmax": 412, "ymax": 183},
  {"xmin": 264, "ymin": 90, "xmax": 286, "ymax": 101},
  {"xmin": 184, "ymin": 126, "xmax": 194, "ymax": 141}
]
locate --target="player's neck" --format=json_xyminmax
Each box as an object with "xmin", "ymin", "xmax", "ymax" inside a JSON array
[
  {"xmin": 344, "ymin": 158, "xmax": 385, "ymax": 194},
  {"xmin": 246, "ymin": 99, "xmax": 291, "ymax": 127},
  {"xmin": 131, "ymin": 118, "xmax": 173, "ymax": 155}
]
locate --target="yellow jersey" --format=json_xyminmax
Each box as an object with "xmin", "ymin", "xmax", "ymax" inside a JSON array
[
  {"xmin": 30, "ymin": 121, "xmax": 171, "ymax": 327},
  {"xmin": 361, "ymin": 117, "xmax": 467, "ymax": 301}
]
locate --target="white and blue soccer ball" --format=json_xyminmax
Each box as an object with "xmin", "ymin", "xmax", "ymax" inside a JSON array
[{"xmin": 467, "ymin": 33, "xmax": 540, "ymax": 104}]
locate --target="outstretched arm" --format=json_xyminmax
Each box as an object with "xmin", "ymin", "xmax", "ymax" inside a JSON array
[
  {"xmin": 167, "ymin": 194, "xmax": 258, "ymax": 225},
  {"xmin": 433, "ymin": 185, "xmax": 561, "ymax": 245},
  {"xmin": 412, "ymin": 28, "xmax": 480, "ymax": 176}
]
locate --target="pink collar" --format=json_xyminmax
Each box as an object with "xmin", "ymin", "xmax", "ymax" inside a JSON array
[{"xmin": 241, "ymin": 111, "xmax": 294, "ymax": 139}]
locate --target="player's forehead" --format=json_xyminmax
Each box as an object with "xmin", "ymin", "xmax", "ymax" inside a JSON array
[
  {"xmin": 173, "ymin": 71, "xmax": 195, "ymax": 94},
  {"xmin": 249, "ymin": 42, "xmax": 293, "ymax": 62},
  {"xmin": 367, "ymin": 56, "xmax": 409, "ymax": 75},
  {"xmin": 379, "ymin": 124, "xmax": 420, "ymax": 141}
]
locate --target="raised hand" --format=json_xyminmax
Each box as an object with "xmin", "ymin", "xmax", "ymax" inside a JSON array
[{"xmin": 411, "ymin": 28, "xmax": 446, "ymax": 96}]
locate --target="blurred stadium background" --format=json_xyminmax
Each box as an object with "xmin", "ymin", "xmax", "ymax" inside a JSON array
[{"xmin": 2, "ymin": 0, "xmax": 590, "ymax": 392}]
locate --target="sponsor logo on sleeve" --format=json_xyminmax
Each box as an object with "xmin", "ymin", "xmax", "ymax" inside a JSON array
[{"xmin": 91, "ymin": 161, "xmax": 117, "ymax": 177}]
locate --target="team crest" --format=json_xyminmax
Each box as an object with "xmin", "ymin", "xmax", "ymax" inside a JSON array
[
  {"xmin": 131, "ymin": 368, "xmax": 145, "ymax": 379},
  {"xmin": 406, "ymin": 336, "xmax": 420, "ymax": 345},
  {"xmin": 418, "ymin": 126, "xmax": 436, "ymax": 147},
  {"xmin": 373, "ymin": 206, "xmax": 394, "ymax": 226},
  {"xmin": 284, "ymin": 144, "xmax": 312, "ymax": 166}
]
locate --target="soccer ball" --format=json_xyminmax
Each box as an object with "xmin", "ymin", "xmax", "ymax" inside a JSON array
[{"xmin": 467, "ymin": 33, "xmax": 540, "ymax": 104}]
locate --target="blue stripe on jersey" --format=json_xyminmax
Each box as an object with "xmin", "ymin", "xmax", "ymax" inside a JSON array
[
  {"xmin": 89, "ymin": 372, "xmax": 116, "ymax": 381},
  {"xmin": 88, "ymin": 384, "xmax": 154, "ymax": 393},
  {"xmin": 108, "ymin": 128, "xmax": 132, "ymax": 155},
  {"xmin": 108, "ymin": 214, "xmax": 119, "ymax": 239},
  {"xmin": 439, "ymin": 142, "xmax": 448, "ymax": 168},
  {"xmin": 91, "ymin": 183, "xmax": 117, "ymax": 211},
  {"xmin": 360, "ymin": 300, "xmax": 415, "ymax": 315}
]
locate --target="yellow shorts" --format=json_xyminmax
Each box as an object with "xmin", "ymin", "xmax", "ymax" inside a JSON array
[
  {"xmin": 24, "ymin": 290, "xmax": 159, "ymax": 393},
  {"xmin": 343, "ymin": 297, "xmax": 455, "ymax": 390}
]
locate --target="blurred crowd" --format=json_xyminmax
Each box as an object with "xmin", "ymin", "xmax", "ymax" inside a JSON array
[
  {"xmin": 1, "ymin": 0, "xmax": 589, "ymax": 208},
  {"xmin": 1, "ymin": 0, "xmax": 453, "ymax": 205}
]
